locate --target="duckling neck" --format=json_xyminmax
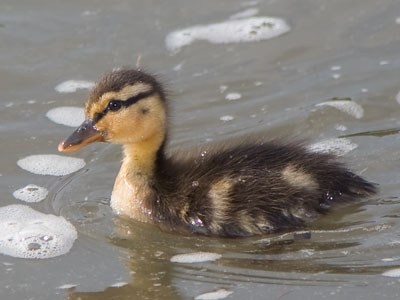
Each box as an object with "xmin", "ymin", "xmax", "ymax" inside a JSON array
[
  {"xmin": 110, "ymin": 134, "xmax": 165, "ymax": 222},
  {"xmin": 122, "ymin": 140, "xmax": 159, "ymax": 177}
]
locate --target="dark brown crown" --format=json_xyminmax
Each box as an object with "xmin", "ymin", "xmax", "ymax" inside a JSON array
[{"xmin": 87, "ymin": 68, "xmax": 166, "ymax": 105}]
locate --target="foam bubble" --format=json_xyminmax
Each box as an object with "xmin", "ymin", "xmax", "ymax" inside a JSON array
[
  {"xmin": 330, "ymin": 65, "xmax": 342, "ymax": 71},
  {"xmin": 225, "ymin": 93, "xmax": 242, "ymax": 101},
  {"xmin": 170, "ymin": 252, "xmax": 222, "ymax": 263},
  {"xmin": 0, "ymin": 205, "xmax": 77, "ymax": 259},
  {"xmin": 17, "ymin": 154, "xmax": 85, "ymax": 176},
  {"xmin": 219, "ymin": 85, "xmax": 228, "ymax": 93},
  {"xmin": 46, "ymin": 106, "xmax": 85, "ymax": 127},
  {"xmin": 13, "ymin": 184, "xmax": 48, "ymax": 203},
  {"xmin": 334, "ymin": 124, "xmax": 347, "ymax": 132},
  {"xmin": 195, "ymin": 288, "xmax": 233, "ymax": 300},
  {"xmin": 111, "ymin": 282, "xmax": 129, "ymax": 287},
  {"xmin": 308, "ymin": 138, "xmax": 357, "ymax": 156},
  {"xmin": 166, "ymin": 17, "xmax": 290, "ymax": 53},
  {"xmin": 220, "ymin": 115, "xmax": 234, "ymax": 122},
  {"xmin": 396, "ymin": 91, "xmax": 400, "ymax": 105},
  {"xmin": 58, "ymin": 284, "xmax": 78, "ymax": 289},
  {"xmin": 382, "ymin": 258, "xmax": 399, "ymax": 262},
  {"xmin": 173, "ymin": 62, "xmax": 184, "ymax": 71},
  {"xmin": 55, "ymin": 80, "xmax": 94, "ymax": 93},
  {"xmin": 382, "ymin": 268, "xmax": 400, "ymax": 277},
  {"xmin": 316, "ymin": 100, "xmax": 364, "ymax": 119}
]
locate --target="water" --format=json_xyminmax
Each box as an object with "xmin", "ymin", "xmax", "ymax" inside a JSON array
[{"xmin": 1, "ymin": 0, "xmax": 400, "ymax": 299}]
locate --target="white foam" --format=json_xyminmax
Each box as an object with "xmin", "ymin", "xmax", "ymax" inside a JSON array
[
  {"xmin": 17, "ymin": 154, "xmax": 85, "ymax": 176},
  {"xmin": 382, "ymin": 257, "xmax": 400, "ymax": 262},
  {"xmin": 173, "ymin": 62, "xmax": 184, "ymax": 71},
  {"xmin": 308, "ymin": 138, "xmax": 357, "ymax": 156},
  {"xmin": 396, "ymin": 91, "xmax": 400, "ymax": 105},
  {"xmin": 229, "ymin": 8, "xmax": 259, "ymax": 20},
  {"xmin": 219, "ymin": 85, "xmax": 228, "ymax": 93},
  {"xmin": 300, "ymin": 249, "xmax": 314, "ymax": 256},
  {"xmin": 334, "ymin": 124, "xmax": 347, "ymax": 132},
  {"xmin": 315, "ymin": 100, "xmax": 364, "ymax": 119},
  {"xmin": 330, "ymin": 65, "xmax": 342, "ymax": 71},
  {"xmin": 170, "ymin": 252, "xmax": 222, "ymax": 263},
  {"xmin": 220, "ymin": 115, "xmax": 234, "ymax": 122},
  {"xmin": 58, "ymin": 284, "xmax": 78, "ymax": 289},
  {"xmin": 166, "ymin": 17, "xmax": 290, "ymax": 53},
  {"xmin": 195, "ymin": 288, "xmax": 233, "ymax": 300},
  {"xmin": 0, "ymin": 204, "xmax": 77, "ymax": 259},
  {"xmin": 13, "ymin": 184, "xmax": 48, "ymax": 203},
  {"xmin": 111, "ymin": 282, "xmax": 129, "ymax": 287},
  {"xmin": 46, "ymin": 106, "xmax": 85, "ymax": 127},
  {"xmin": 225, "ymin": 93, "xmax": 242, "ymax": 101},
  {"xmin": 55, "ymin": 80, "xmax": 94, "ymax": 93},
  {"xmin": 382, "ymin": 268, "xmax": 400, "ymax": 277}
]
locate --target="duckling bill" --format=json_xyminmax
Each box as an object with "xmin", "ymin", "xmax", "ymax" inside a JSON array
[{"xmin": 58, "ymin": 68, "xmax": 377, "ymax": 237}]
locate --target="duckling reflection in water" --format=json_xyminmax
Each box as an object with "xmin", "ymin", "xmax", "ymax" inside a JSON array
[{"xmin": 58, "ymin": 68, "xmax": 377, "ymax": 237}]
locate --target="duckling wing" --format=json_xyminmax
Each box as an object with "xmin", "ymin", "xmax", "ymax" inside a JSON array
[{"xmin": 158, "ymin": 142, "xmax": 376, "ymax": 237}]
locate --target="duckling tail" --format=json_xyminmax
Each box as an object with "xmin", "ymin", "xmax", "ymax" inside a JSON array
[{"xmin": 321, "ymin": 170, "xmax": 377, "ymax": 208}]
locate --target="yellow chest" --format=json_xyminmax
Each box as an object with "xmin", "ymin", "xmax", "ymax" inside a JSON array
[{"xmin": 110, "ymin": 168, "xmax": 154, "ymax": 223}]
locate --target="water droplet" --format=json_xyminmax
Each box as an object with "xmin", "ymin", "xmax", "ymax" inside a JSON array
[
  {"xmin": 192, "ymin": 181, "xmax": 199, "ymax": 188},
  {"xmin": 189, "ymin": 216, "xmax": 204, "ymax": 227},
  {"xmin": 325, "ymin": 191, "xmax": 334, "ymax": 201},
  {"xmin": 200, "ymin": 151, "xmax": 207, "ymax": 158},
  {"xmin": 238, "ymin": 177, "xmax": 246, "ymax": 183}
]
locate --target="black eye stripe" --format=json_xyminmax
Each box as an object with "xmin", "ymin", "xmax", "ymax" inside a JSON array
[
  {"xmin": 122, "ymin": 90, "xmax": 154, "ymax": 107},
  {"xmin": 92, "ymin": 90, "xmax": 154, "ymax": 124}
]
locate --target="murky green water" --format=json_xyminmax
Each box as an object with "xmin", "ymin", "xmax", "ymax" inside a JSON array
[{"xmin": 1, "ymin": 0, "xmax": 400, "ymax": 299}]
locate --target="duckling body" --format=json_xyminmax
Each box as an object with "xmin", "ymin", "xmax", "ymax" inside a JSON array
[{"xmin": 59, "ymin": 68, "xmax": 376, "ymax": 237}]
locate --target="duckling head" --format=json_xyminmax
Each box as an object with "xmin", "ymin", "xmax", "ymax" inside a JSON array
[{"xmin": 58, "ymin": 69, "xmax": 167, "ymax": 153}]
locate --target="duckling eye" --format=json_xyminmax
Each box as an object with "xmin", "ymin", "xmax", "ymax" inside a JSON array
[{"xmin": 108, "ymin": 100, "xmax": 122, "ymax": 111}]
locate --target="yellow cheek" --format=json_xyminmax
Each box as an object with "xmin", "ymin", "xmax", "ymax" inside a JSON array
[
  {"xmin": 89, "ymin": 95, "xmax": 165, "ymax": 144},
  {"xmin": 97, "ymin": 109, "xmax": 141, "ymax": 143}
]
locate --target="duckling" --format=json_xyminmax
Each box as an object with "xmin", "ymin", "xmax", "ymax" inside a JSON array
[{"xmin": 58, "ymin": 68, "xmax": 377, "ymax": 237}]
